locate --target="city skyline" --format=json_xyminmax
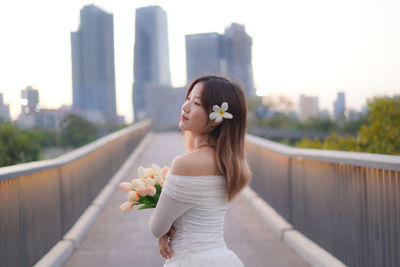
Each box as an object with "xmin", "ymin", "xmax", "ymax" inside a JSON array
[{"xmin": 1, "ymin": 0, "xmax": 400, "ymax": 123}]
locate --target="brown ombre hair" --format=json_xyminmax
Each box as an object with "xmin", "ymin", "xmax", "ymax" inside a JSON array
[{"xmin": 184, "ymin": 75, "xmax": 251, "ymax": 201}]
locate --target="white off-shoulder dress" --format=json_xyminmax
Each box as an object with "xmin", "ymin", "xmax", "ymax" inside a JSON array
[{"xmin": 149, "ymin": 172, "xmax": 244, "ymax": 267}]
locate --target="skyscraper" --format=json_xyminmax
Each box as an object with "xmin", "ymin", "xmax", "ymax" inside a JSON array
[
  {"xmin": 71, "ymin": 5, "xmax": 117, "ymax": 122},
  {"xmin": 20, "ymin": 86, "xmax": 40, "ymax": 115},
  {"xmin": 0, "ymin": 93, "xmax": 10, "ymax": 121},
  {"xmin": 334, "ymin": 92, "xmax": 346, "ymax": 120},
  {"xmin": 133, "ymin": 6, "xmax": 171, "ymax": 121},
  {"xmin": 299, "ymin": 94, "xmax": 319, "ymax": 121},
  {"xmin": 185, "ymin": 23, "xmax": 255, "ymax": 96},
  {"xmin": 224, "ymin": 23, "xmax": 255, "ymax": 96},
  {"xmin": 185, "ymin": 33, "xmax": 224, "ymax": 83}
]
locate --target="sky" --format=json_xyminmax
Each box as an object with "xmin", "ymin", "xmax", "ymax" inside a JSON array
[{"xmin": 1, "ymin": 0, "xmax": 400, "ymax": 123}]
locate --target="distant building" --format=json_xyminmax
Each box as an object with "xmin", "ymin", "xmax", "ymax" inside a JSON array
[
  {"xmin": 35, "ymin": 106, "xmax": 72, "ymax": 132},
  {"xmin": 319, "ymin": 108, "xmax": 330, "ymax": 119},
  {"xmin": 333, "ymin": 92, "xmax": 346, "ymax": 120},
  {"xmin": 71, "ymin": 4, "xmax": 117, "ymax": 124},
  {"xmin": 223, "ymin": 23, "xmax": 255, "ymax": 96},
  {"xmin": 144, "ymin": 84, "xmax": 186, "ymax": 131},
  {"xmin": 185, "ymin": 23, "xmax": 255, "ymax": 96},
  {"xmin": 186, "ymin": 32, "xmax": 225, "ymax": 83},
  {"xmin": 20, "ymin": 86, "xmax": 40, "ymax": 115},
  {"xmin": 0, "ymin": 93, "xmax": 11, "ymax": 121},
  {"xmin": 16, "ymin": 85, "xmax": 39, "ymax": 129},
  {"xmin": 299, "ymin": 94, "xmax": 319, "ymax": 121},
  {"xmin": 133, "ymin": 6, "xmax": 171, "ymax": 122}
]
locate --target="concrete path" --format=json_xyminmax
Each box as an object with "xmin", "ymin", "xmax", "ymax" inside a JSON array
[{"xmin": 64, "ymin": 132, "xmax": 308, "ymax": 267}]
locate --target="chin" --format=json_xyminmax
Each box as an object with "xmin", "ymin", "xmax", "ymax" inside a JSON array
[{"xmin": 178, "ymin": 121, "xmax": 187, "ymax": 131}]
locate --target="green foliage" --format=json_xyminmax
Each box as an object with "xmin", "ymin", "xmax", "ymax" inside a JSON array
[
  {"xmin": 31, "ymin": 127, "xmax": 59, "ymax": 147},
  {"xmin": 337, "ymin": 114, "xmax": 368, "ymax": 135},
  {"xmin": 296, "ymin": 137, "xmax": 323, "ymax": 149},
  {"xmin": 0, "ymin": 114, "xmax": 104, "ymax": 167},
  {"xmin": 258, "ymin": 114, "xmax": 297, "ymax": 129},
  {"xmin": 322, "ymin": 133, "xmax": 358, "ymax": 151},
  {"xmin": 59, "ymin": 114, "xmax": 98, "ymax": 148},
  {"xmin": 297, "ymin": 132, "xmax": 358, "ymax": 151},
  {"xmin": 0, "ymin": 122, "xmax": 41, "ymax": 167},
  {"xmin": 295, "ymin": 117, "xmax": 337, "ymax": 133},
  {"xmin": 358, "ymin": 97, "xmax": 400, "ymax": 155},
  {"xmin": 296, "ymin": 97, "xmax": 400, "ymax": 155}
]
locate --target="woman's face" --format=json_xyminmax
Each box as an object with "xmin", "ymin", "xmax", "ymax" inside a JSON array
[{"xmin": 179, "ymin": 82, "xmax": 209, "ymax": 135}]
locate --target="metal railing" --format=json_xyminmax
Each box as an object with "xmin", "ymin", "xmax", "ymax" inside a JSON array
[
  {"xmin": 246, "ymin": 134, "xmax": 400, "ymax": 267},
  {"xmin": 0, "ymin": 120, "xmax": 151, "ymax": 267}
]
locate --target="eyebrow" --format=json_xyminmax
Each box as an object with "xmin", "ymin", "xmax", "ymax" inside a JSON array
[{"xmin": 189, "ymin": 94, "xmax": 201, "ymax": 100}]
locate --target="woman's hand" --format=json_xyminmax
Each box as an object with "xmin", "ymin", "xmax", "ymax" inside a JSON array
[{"xmin": 158, "ymin": 226, "xmax": 176, "ymax": 259}]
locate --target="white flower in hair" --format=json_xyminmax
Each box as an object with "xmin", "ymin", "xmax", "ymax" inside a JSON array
[{"xmin": 209, "ymin": 102, "xmax": 233, "ymax": 123}]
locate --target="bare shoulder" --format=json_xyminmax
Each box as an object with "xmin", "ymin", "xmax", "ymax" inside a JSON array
[
  {"xmin": 170, "ymin": 154, "xmax": 193, "ymax": 176},
  {"xmin": 170, "ymin": 149, "xmax": 221, "ymax": 176}
]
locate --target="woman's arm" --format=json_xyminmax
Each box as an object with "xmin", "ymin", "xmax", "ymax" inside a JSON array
[{"xmin": 148, "ymin": 192, "xmax": 192, "ymax": 238}]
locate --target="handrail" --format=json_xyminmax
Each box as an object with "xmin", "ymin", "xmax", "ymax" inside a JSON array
[
  {"xmin": 246, "ymin": 134, "xmax": 400, "ymax": 171},
  {"xmin": 0, "ymin": 120, "xmax": 151, "ymax": 181},
  {"xmin": 245, "ymin": 133, "xmax": 400, "ymax": 267}
]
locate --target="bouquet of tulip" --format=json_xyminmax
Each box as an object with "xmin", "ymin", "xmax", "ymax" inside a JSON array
[{"xmin": 119, "ymin": 164, "xmax": 169, "ymax": 212}]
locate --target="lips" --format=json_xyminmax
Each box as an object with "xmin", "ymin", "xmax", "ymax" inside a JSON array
[{"xmin": 181, "ymin": 115, "xmax": 189, "ymax": 121}]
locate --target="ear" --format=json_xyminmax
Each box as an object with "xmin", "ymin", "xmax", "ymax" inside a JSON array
[{"xmin": 208, "ymin": 118, "xmax": 222, "ymax": 129}]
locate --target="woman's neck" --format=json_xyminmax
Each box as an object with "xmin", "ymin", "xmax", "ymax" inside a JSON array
[{"xmin": 192, "ymin": 135, "xmax": 209, "ymax": 150}]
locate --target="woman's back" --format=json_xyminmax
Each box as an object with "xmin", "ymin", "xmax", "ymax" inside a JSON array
[
  {"xmin": 158, "ymin": 171, "xmax": 244, "ymax": 266},
  {"xmin": 162, "ymin": 172, "xmax": 228, "ymax": 257}
]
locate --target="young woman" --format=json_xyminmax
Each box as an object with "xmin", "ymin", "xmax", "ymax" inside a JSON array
[{"xmin": 149, "ymin": 75, "xmax": 251, "ymax": 266}]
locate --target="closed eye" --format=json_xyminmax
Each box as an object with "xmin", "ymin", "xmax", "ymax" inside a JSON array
[{"xmin": 186, "ymin": 96, "xmax": 201, "ymax": 106}]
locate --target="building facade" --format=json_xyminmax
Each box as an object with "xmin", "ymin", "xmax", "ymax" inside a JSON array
[
  {"xmin": 0, "ymin": 93, "xmax": 10, "ymax": 121},
  {"xmin": 20, "ymin": 86, "xmax": 40, "ymax": 115},
  {"xmin": 299, "ymin": 94, "xmax": 319, "ymax": 121},
  {"xmin": 185, "ymin": 33, "xmax": 225, "ymax": 83},
  {"xmin": 223, "ymin": 23, "xmax": 255, "ymax": 96},
  {"xmin": 71, "ymin": 4, "xmax": 117, "ymax": 123},
  {"xmin": 133, "ymin": 6, "xmax": 171, "ymax": 121},
  {"xmin": 144, "ymin": 84, "xmax": 186, "ymax": 131},
  {"xmin": 185, "ymin": 23, "xmax": 255, "ymax": 96},
  {"xmin": 334, "ymin": 92, "xmax": 346, "ymax": 120}
]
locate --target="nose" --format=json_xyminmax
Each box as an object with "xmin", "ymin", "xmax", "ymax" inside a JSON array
[{"xmin": 182, "ymin": 101, "xmax": 190, "ymax": 113}]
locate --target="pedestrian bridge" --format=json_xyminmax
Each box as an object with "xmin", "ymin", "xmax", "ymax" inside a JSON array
[{"xmin": 1, "ymin": 120, "xmax": 399, "ymax": 267}]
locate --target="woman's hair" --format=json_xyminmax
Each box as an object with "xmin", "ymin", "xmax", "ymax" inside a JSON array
[{"xmin": 184, "ymin": 75, "xmax": 251, "ymax": 201}]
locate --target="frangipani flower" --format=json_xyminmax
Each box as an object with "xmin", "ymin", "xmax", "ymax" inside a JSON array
[{"xmin": 209, "ymin": 102, "xmax": 233, "ymax": 123}]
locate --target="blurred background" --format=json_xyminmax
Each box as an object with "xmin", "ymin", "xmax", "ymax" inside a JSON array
[{"xmin": 1, "ymin": 0, "xmax": 400, "ymax": 166}]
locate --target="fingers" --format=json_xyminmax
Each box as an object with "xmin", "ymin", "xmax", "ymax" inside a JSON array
[
  {"xmin": 170, "ymin": 226, "xmax": 176, "ymax": 235},
  {"xmin": 158, "ymin": 235, "xmax": 174, "ymax": 259}
]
